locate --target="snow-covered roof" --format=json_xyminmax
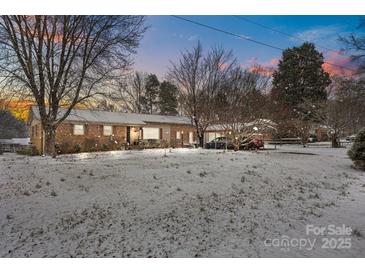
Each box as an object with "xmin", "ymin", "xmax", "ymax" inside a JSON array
[
  {"xmin": 125, "ymin": 112, "xmax": 191, "ymax": 125},
  {"xmin": 206, "ymin": 124, "xmax": 227, "ymax": 131},
  {"xmin": 30, "ymin": 106, "xmax": 191, "ymax": 126},
  {"xmin": 206, "ymin": 119, "xmax": 277, "ymax": 132}
]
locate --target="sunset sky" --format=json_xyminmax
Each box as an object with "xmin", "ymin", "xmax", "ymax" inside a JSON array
[{"xmin": 134, "ymin": 16, "xmax": 363, "ymax": 79}]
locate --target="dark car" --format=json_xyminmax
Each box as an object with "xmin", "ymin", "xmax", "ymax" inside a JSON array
[
  {"xmin": 239, "ymin": 138, "xmax": 264, "ymax": 150},
  {"xmin": 205, "ymin": 137, "xmax": 234, "ymax": 149}
]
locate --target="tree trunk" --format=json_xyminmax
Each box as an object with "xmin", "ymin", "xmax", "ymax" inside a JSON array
[
  {"xmin": 193, "ymin": 118, "xmax": 205, "ymax": 148},
  {"xmin": 198, "ymin": 132, "xmax": 204, "ymax": 148},
  {"xmin": 301, "ymin": 138, "xmax": 307, "ymax": 147},
  {"xmin": 44, "ymin": 124, "xmax": 57, "ymax": 158},
  {"xmin": 299, "ymin": 127, "xmax": 309, "ymax": 148},
  {"xmin": 331, "ymin": 133, "xmax": 340, "ymax": 148}
]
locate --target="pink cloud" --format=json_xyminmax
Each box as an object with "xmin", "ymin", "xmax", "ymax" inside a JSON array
[
  {"xmin": 268, "ymin": 58, "xmax": 279, "ymax": 66},
  {"xmin": 322, "ymin": 51, "xmax": 354, "ymax": 77},
  {"xmin": 244, "ymin": 57, "xmax": 279, "ymax": 76},
  {"xmin": 248, "ymin": 65, "xmax": 275, "ymax": 77}
]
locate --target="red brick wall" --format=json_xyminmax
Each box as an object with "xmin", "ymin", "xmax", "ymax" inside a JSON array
[
  {"xmin": 170, "ymin": 124, "xmax": 196, "ymax": 147},
  {"xmin": 55, "ymin": 123, "xmax": 127, "ymax": 153},
  {"xmin": 29, "ymin": 120, "xmax": 43, "ymax": 154},
  {"xmin": 30, "ymin": 120, "xmax": 196, "ymax": 153}
]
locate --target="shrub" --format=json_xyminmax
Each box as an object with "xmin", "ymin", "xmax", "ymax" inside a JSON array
[
  {"xmin": 56, "ymin": 142, "xmax": 74, "ymax": 154},
  {"xmin": 108, "ymin": 139, "xmax": 121, "ymax": 150},
  {"xmin": 74, "ymin": 144, "xmax": 81, "ymax": 153},
  {"xmin": 17, "ymin": 145, "xmax": 39, "ymax": 156},
  {"xmin": 169, "ymin": 140, "xmax": 178, "ymax": 148},
  {"xmin": 348, "ymin": 128, "xmax": 365, "ymax": 170},
  {"xmin": 82, "ymin": 138, "xmax": 100, "ymax": 152},
  {"xmin": 102, "ymin": 143, "xmax": 109, "ymax": 151}
]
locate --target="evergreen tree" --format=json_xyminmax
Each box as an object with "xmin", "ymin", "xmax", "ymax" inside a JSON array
[
  {"xmin": 271, "ymin": 43, "xmax": 331, "ymax": 145},
  {"xmin": 272, "ymin": 42, "xmax": 330, "ymax": 109},
  {"xmin": 0, "ymin": 109, "xmax": 28, "ymax": 139},
  {"xmin": 158, "ymin": 81, "xmax": 178, "ymax": 115},
  {"xmin": 348, "ymin": 128, "xmax": 365, "ymax": 170},
  {"xmin": 143, "ymin": 74, "xmax": 160, "ymax": 114}
]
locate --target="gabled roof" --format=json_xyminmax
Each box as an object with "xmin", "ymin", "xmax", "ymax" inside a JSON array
[{"xmin": 30, "ymin": 106, "xmax": 192, "ymax": 126}]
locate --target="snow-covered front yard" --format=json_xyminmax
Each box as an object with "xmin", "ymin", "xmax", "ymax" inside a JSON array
[{"xmin": 0, "ymin": 146, "xmax": 364, "ymax": 257}]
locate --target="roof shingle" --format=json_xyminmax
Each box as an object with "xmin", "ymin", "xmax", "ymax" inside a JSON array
[{"xmin": 30, "ymin": 106, "xmax": 192, "ymax": 126}]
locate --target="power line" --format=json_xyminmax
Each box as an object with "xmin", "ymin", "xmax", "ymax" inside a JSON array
[
  {"xmin": 171, "ymin": 16, "xmax": 283, "ymax": 51},
  {"xmin": 171, "ymin": 15, "xmax": 360, "ymax": 77},
  {"xmin": 233, "ymin": 16, "xmax": 351, "ymax": 58}
]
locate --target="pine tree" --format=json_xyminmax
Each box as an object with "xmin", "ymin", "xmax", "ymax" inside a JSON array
[
  {"xmin": 158, "ymin": 81, "xmax": 178, "ymax": 115},
  {"xmin": 143, "ymin": 74, "xmax": 160, "ymax": 114},
  {"xmin": 272, "ymin": 43, "xmax": 330, "ymax": 108},
  {"xmin": 0, "ymin": 109, "xmax": 28, "ymax": 139},
  {"xmin": 271, "ymin": 42, "xmax": 331, "ymax": 145}
]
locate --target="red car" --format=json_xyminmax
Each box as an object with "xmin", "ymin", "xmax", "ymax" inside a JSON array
[{"xmin": 239, "ymin": 138, "xmax": 264, "ymax": 150}]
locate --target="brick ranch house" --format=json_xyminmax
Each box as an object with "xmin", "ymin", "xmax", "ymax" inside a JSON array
[{"xmin": 28, "ymin": 106, "xmax": 196, "ymax": 154}]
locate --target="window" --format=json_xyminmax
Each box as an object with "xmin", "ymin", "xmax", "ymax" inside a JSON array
[
  {"xmin": 73, "ymin": 124, "xmax": 84, "ymax": 135},
  {"xmin": 35, "ymin": 125, "xmax": 38, "ymax": 137},
  {"xmin": 143, "ymin": 127, "xmax": 160, "ymax": 139},
  {"xmin": 103, "ymin": 125, "xmax": 113, "ymax": 136},
  {"xmin": 176, "ymin": 131, "xmax": 181, "ymax": 139},
  {"xmin": 189, "ymin": 131, "xmax": 194, "ymax": 144}
]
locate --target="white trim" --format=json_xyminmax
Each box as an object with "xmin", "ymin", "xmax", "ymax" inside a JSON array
[
  {"xmin": 73, "ymin": 124, "xmax": 84, "ymax": 135},
  {"xmin": 103, "ymin": 125, "xmax": 113, "ymax": 136},
  {"xmin": 189, "ymin": 131, "xmax": 194, "ymax": 144},
  {"xmin": 143, "ymin": 127, "xmax": 160, "ymax": 140}
]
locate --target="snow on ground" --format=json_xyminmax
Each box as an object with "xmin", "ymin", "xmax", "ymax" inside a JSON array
[{"xmin": 0, "ymin": 146, "xmax": 364, "ymax": 257}]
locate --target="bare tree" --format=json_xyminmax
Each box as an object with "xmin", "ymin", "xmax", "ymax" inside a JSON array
[
  {"xmin": 306, "ymin": 77, "xmax": 365, "ymax": 147},
  {"xmin": 0, "ymin": 16, "xmax": 146, "ymax": 156},
  {"xmin": 214, "ymin": 65, "xmax": 270, "ymax": 149},
  {"xmin": 109, "ymin": 71, "xmax": 147, "ymax": 113},
  {"xmin": 94, "ymin": 98, "xmax": 116, "ymax": 112},
  {"xmin": 168, "ymin": 42, "xmax": 236, "ymax": 147}
]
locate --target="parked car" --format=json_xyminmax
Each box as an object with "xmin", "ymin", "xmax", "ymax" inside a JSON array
[
  {"xmin": 308, "ymin": 134, "xmax": 317, "ymax": 143},
  {"xmin": 205, "ymin": 137, "xmax": 234, "ymax": 149},
  {"xmin": 345, "ymin": 135, "xmax": 357, "ymax": 142},
  {"xmin": 239, "ymin": 138, "xmax": 264, "ymax": 150}
]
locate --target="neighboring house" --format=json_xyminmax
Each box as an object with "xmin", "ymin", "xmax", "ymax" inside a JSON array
[
  {"xmin": 28, "ymin": 106, "xmax": 196, "ymax": 154},
  {"xmin": 204, "ymin": 119, "xmax": 276, "ymax": 143},
  {"xmin": 314, "ymin": 126, "xmax": 329, "ymax": 142}
]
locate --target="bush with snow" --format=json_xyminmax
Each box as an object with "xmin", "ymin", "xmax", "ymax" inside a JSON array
[{"xmin": 348, "ymin": 128, "xmax": 365, "ymax": 170}]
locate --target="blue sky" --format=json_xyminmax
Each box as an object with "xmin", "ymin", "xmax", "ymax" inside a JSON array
[{"xmin": 133, "ymin": 16, "xmax": 362, "ymax": 79}]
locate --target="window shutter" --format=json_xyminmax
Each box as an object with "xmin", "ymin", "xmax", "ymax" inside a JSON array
[{"xmin": 159, "ymin": 128, "xmax": 163, "ymax": 139}]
